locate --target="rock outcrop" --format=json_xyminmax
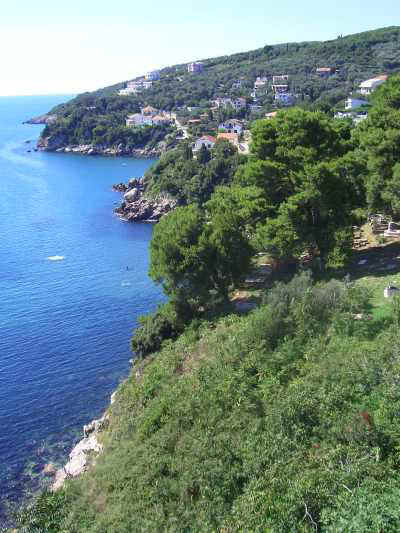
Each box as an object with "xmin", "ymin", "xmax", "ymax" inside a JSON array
[
  {"xmin": 37, "ymin": 141, "xmax": 161, "ymax": 158},
  {"xmin": 24, "ymin": 113, "xmax": 57, "ymax": 125},
  {"xmin": 114, "ymin": 180, "xmax": 177, "ymax": 223},
  {"xmin": 51, "ymin": 411, "xmax": 109, "ymax": 491}
]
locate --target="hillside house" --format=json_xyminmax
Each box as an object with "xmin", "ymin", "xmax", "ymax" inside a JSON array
[
  {"xmin": 213, "ymin": 97, "xmax": 233, "ymax": 108},
  {"xmin": 145, "ymin": 70, "xmax": 160, "ymax": 81},
  {"xmin": 217, "ymin": 132, "xmax": 239, "ymax": 147},
  {"xmin": 193, "ymin": 135, "xmax": 216, "ymax": 151},
  {"xmin": 126, "ymin": 114, "xmax": 154, "ymax": 127},
  {"xmin": 119, "ymin": 79, "xmax": 153, "ymax": 95},
  {"xmin": 232, "ymin": 97, "xmax": 247, "ymax": 110},
  {"xmin": 188, "ymin": 62, "xmax": 204, "ymax": 73},
  {"xmin": 316, "ymin": 67, "xmax": 335, "ymax": 77},
  {"xmin": 152, "ymin": 114, "xmax": 171, "ymax": 124},
  {"xmin": 345, "ymin": 97, "xmax": 368, "ymax": 110},
  {"xmin": 359, "ymin": 75, "xmax": 388, "ymax": 95},
  {"xmin": 265, "ymin": 111, "xmax": 278, "ymax": 119},
  {"xmin": 218, "ymin": 119, "xmax": 243, "ymax": 134},
  {"xmin": 275, "ymin": 92, "xmax": 294, "ymax": 105},
  {"xmin": 272, "ymin": 75, "xmax": 289, "ymax": 84},
  {"xmin": 141, "ymin": 105, "xmax": 159, "ymax": 116},
  {"xmin": 254, "ymin": 76, "xmax": 268, "ymax": 89},
  {"xmin": 272, "ymin": 84, "xmax": 289, "ymax": 94}
]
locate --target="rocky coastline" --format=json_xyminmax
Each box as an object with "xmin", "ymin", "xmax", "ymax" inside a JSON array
[
  {"xmin": 113, "ymin": 178, "xmax": 177, "ymax": 222},
  {"xmin": 50, "ymin": 391, "xmax": 117, "ymax": 491},
  {"xmin": 36, "ymin": 139, "xmax": 161, "ymax": 158},
  {"xmin": 23, "ymin": 113, "xmax": 58, "ymax": 125}
]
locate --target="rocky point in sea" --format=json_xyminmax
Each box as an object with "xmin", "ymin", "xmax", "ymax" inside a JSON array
[{"xmin": 113, "ymin": 178, "xmax": 177, "ymax": 223}]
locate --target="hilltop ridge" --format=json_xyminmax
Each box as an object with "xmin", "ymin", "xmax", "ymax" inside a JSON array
[{"xmin": 32, "ymin": 26, "xmax": 400, "ymax": 155}]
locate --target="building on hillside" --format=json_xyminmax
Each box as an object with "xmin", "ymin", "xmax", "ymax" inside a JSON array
[
  {"xmin": 359, "ymin": 75, "xmax": 388, "ymax": 95},
  {"xmin": 274, "ymin": 92, "xmax": 294, "ymax": 106},
  {"xmin": 217, "ymin": 132, "xmax": 239, "ymax": 146},
  {"xmin": 145, "ymin": 70, "xmax": 160, "ymax": 81},
  {"xmin": 345, "ymin": 97, "xmax": 368, "ymax": 110},
  {"xmin": 334, "ymin": 111, "xmax": 368, "ymax": 124},
  {"xmin": 218, "ymin": 119, "xmax": 243, "ymax": 134},
  {"xmin": 272, "ymin": 84, "xmax": 289, "ymax": 94},
  {"xmin": 152, "ymin": 114, "xmax": 171, "ymax": 124},
  {"xmin": 265, "ymin": 111, "xmax": 278, "ymax": 119},
  {"xmin": 272, "ymin": 75, "xmax": 289, "ymax": 84},
  {"xmin": 141, "ymin": 105, "xmax": 159, "ymax": 116},
  {"xmin": 193, "ymin": 135, "xmax": 216, "ymax": 151},
  {"xmin": 188, "ymin": 62, "xmax": 204, "ymax": 73},
  {"xmin": 254, "ymin": 76, "xmax": 268, "ymax": 89},
  {"xmin": 316, "ymin": 67, "xmax": 335, "ymax": 77},
  {"xmin": 119, "ymin": 79, "xmax": 153, "ymax": 95},
  {"xmin": 231, "ymin": 97, "xmax": 247, "ymax": 110},
  {"xmin": 213, "ymin": 97, "xmax": 233, "ymax": 108},
  {"xmin": 126, "ymin": 114, "xmax": 154, "ymax": 127}
]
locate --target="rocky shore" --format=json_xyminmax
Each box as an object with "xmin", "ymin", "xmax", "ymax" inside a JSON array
[
  {"xmin": 37, "ymin": 137, "xmax": 162, "ymax": 158},
  {"xmin": 113, "ymin": 178, "xmax": 177, "ymax": 222},
  {"xmin": 23, "ymin": 113, "xmax": 58, "ymax": 125},
  {"xmin": 51, "ymin": 391, "xmax": 117, "ymax": 491}
]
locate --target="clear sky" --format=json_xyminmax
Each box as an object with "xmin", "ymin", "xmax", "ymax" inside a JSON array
[{"xmin": 2, "ymin": 0, "xmax": 399, "ymax": 96}]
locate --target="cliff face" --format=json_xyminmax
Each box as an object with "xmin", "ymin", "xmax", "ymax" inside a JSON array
[{"xmin": 113, "ymin": 179, "xmax": 177, "ymax": 222}]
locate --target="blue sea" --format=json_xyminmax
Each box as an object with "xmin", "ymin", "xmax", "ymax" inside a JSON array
[{"xmin": 0, "ymin": 95, "xmax": 162, "ymax": 524}]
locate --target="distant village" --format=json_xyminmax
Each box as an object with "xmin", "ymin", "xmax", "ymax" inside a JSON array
[{"xmin": 118, "ymin": 61, "xmax": 388, "ymax": 155}]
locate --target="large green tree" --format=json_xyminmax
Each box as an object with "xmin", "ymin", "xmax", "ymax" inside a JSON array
[
  {"xmin": 150, "ymin": 198, "xmax": 254, "ymax": 311},
  {"xmin": 356, "ymin": 75, "xmax": 400, "ymax": 214},
  {"xmin": 236, "ymin": 108, "xmax": 361, "ymax": 267}
]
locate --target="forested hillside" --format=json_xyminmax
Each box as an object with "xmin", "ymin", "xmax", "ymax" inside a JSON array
[{"xmin": 36, "ymin": 26, "xmax": 400, "ymax": 151}]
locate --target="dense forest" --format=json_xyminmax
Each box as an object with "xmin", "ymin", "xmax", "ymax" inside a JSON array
[
  {"xmin": 37, "ymin": 26, "xmax": 400, "ymax": 151},
  {"xmin": 16, "ymin": 69, "xmax": 400, "ymax": 531}
]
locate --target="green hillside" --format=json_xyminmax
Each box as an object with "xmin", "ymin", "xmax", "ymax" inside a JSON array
[{"xmin": 37, "ymin": 26, "xmax": 400, "ymax": 151}]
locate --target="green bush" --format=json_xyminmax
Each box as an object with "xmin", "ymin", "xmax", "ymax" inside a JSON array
[{"xmin": 131, "ymin": 302, "xmax": 184, "ymax": 358}]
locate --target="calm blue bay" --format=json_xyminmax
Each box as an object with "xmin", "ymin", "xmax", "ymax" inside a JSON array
[{"xmin": 0, "ymin": 95, "xmax": 162, "ymax": 524}]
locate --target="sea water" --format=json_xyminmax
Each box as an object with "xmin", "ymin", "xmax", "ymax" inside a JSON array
[{"xmin": 0, "ymin": 95, "xmax": 163, "ymax": 524}]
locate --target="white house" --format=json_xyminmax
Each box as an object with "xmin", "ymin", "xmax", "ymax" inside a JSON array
[
  {"xmin": 119, "ymin": 79, "xmax": 153, "ymax": 95},
  {"xmin": 254, "ymin": 76, "xmax": 268, "ymax": 89},
  {"xmin": 231, "ymin": 97, "xmax": 247, "ymax": 110},
  {"xmin": 193, "ymin": 135, "xmax": 216, "ymax": 151},
  {"xmin": 275, "ymin": 92, "xmax": 294, "ymax": 105},
  {"xmin": 359, "ymin": 75, "xmax": 388, "ymax": 95},
  {"xmin": 272, "ymin": 84, "xmax": 288, "ymax": 94},
  {"xmin": 126, "ymin": 114, "xmax": 154, "ymax": 127},
  {"xmin": 188, "ymin": 62, "xmax": 204, "ymax": 73},
  {"xmin": 213, "ymin": 97, "xmax": 232, "ymax": 108},
  {"xmin": 272, "ymin": 75, "xmax": 289, "ymax": 84},
  {"xmin": 145, "ymin": 70, "xmax": 160, "ymax": 81},
  {"xmin": 345, "ymin": 97, "xmax": 368, "ymax": 110},
  {"xmin": 218, "ymin": 119, "xmax": 243, "ymax": 134}
]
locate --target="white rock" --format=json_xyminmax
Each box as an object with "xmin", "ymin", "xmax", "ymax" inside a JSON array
[
  {"xmin": 64, "ymin": 453, "xmax": 87, "ymax": 477},
  {"xmin": 51, "ymin": 468, "xmax": 67, "ymax": 491},
  {"xmin": 124, "ymin": 188, "xmax": 139, "ymax": 202}
]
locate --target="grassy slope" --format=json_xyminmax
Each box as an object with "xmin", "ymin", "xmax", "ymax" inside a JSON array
[{"xmin": 18, "ymin": 266, "xmax": 400, "ymax": 532}]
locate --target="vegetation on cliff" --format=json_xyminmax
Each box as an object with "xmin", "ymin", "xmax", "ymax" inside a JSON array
[{"xmin": 17, "ymin": 273, "xmax": 400, "ymax": 531}]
